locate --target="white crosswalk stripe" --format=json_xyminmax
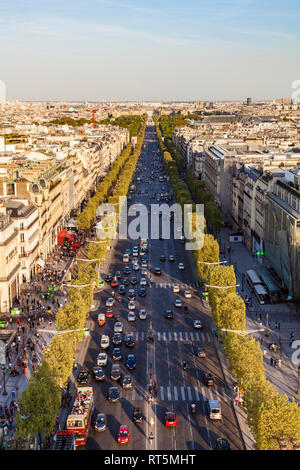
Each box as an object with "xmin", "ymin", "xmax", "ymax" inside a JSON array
[
  {"xmin": 190, "ymin": 332, "xmax": 194, "ymax": 341},
  {"xmin": 187, "ymin": 387, "xmax": 192, "ymax": 401},
  {"xmin": 181, "ymin": 386, "xmax": 186, "ymax": 401},
  {"xmin": 174, "ymin": 386, "xmax": 178, "ymax": 400},
  {"xmin": 167, "ymin": 386, "xmax": 172, "ymax": 401},
  {"xmin": 160, "ymin": 386, "xmax": 164, "ymax": 401},
  {"xmin": 194, "ymin": 387, "xmax": 200, "ymax": 401}
]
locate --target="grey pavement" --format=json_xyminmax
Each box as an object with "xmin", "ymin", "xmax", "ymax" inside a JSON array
[{"xmin": 219, "ymin": 228, "xmax": 300, "ymax": 403}]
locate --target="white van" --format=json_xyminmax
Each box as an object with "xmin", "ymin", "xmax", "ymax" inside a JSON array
[
  {"xmin": 208, "ymin": 400, "xmax": 222, "ymax": 420},
  {"xmin": 123, "ymin": 253, "xmax": 129, "ymax": 263},
  {"xmin": 100, "ymin": 334, "xmax": 110, "ymax": 349}
]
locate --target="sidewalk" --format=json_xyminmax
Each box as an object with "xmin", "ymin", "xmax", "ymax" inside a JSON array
[{"xmin": 219, "ymin": 228, "xmax": 300, "ymax": 403}]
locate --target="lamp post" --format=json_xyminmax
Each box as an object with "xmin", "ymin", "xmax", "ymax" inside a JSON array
[
  {"xmin": 2, "ymin": 365, "xmax": 8, "ymax": 396},
  {"xmin": 265, "ymin": 313, "xmax": 269, "ymax": 337}
]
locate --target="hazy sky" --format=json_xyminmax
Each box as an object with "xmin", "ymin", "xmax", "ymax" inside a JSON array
[{"xmin": 0, "ymin": 0, "xmax": 300, "ymax": 101}]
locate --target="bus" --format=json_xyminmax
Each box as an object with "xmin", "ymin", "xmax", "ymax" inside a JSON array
[
  {"xmin": 257, "ymin": 267, "xmax": 282, "ymax": 304},
  {"xmin": 65, "ymin": 387, "xmax": 94, "ymax": 448},
  {"xmin": 245, "ymin": 269, "xmax": 262, "ymax": 290},
  {"xmin": 253, "ymin": 284, "xmax": 269, "ymax": 305}
]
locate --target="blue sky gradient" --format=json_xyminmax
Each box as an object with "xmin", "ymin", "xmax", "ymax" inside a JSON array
[{"xmin": 0, "ymin": 0, "xmax": 300, "ymax": 101}]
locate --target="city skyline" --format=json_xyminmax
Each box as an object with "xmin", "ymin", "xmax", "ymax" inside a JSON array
[{"xmin": 1, "ymin": 0, "xmax": 300, "ymax": 101}]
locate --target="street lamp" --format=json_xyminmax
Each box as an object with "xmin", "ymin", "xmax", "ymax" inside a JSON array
[{"xmin": 2, "ymin": 365, "xmax": 8, "ymax": 396}]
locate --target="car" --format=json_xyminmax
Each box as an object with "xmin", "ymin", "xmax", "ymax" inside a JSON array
[
  {"xmin": 106, "ymin": 297, "xmax": 115, "ymax": 307},
  {"xmin": 118, "ymin": 425, "xmax": 129, "ymax": 445},
  {"xmin": 111, "ymin": 364, "xmax": 121, "ymax": 381},
  {"xmin": 141, "ymin": 261, "xmax": 147, "ymax": 268},
  {"xmin": 130, "ymin": 277, "xmax": 138, "ymax": 285},
  {"xmin": 128, "ymin": 300, "xmax": 136, "ymax": 310},
  {"xmin": 97, "ymin": 352, "xmax": 107, "ymax": 366},
  {"xmin": 105, "ymin": 273, "xmax": 113, "ymax": 283},
  {"xmin": 178, "ymin": 263, "xmax": 185, "ymax": 270},
  {"xmin": 184, "ymin": 290, "xmax": 192, "ymax": 299},
  {"xmin": 128, "ymin": 311, "xmax": 136, "ymax": 322},
  {"xmin": 118, "ymin": 285, "xmax": 126, "ymax": 295},
  {"xmin": 124, "ymin": 266, "xmax": 131, "ymax": 275},
  {"xmin": 132, "ymin": 409, "xmax": 144, "ymax": 423},
  {"xmin": 203, "ymin": 373, "xmax": 214, "ymax": 386},
  {"xmin": 114, "ymin": 321, "xmax": 123, "ymax": 333},
  {"xmin": 169, "ymin": 255, "xmax": 175, "ymax": 262},
  {"xmin": 94, "ymin": 413, "xmax": 107, "ymax": 432},
  {"xmin": 113, "ymin": 347, "xmax": 122, "ymax": 361},
  {"xmin": 126, "ymin": 354, "xmax": 136, "ymax": 370},
  {"xmin": 193, "ymin": 320, "xmax": 202, "ymax": 329},
  {"xmin": 216, "ymin": 438, "xmax": 231, "ymax": 450},
  {"xmin": 132, "ymin": 246, "xmax": 139, "ymax": 255},
  {"xmin": 173, "ymin": 285, "xmax": 180, "ymax": 293},
  {"xmin": 125, "ymin": 334, "xmax": 136, "ymax": 348},
  {"xmin": 154, "ymin": 267, "xmax": 161, "ymax": 275},
  {"xmin": 128, "ymin": 289, "xmax": 136, "ymax": 300},
  {"xmin": 77, "ymin": 367, "xmax": 89, "ymax": 384},
  {"xmin": 196, "ymin": 347, "xmax": 207, "ymax": 358},
  {"xmin": 106, "ymin": 307, "xmax": 114, "ymax": 318},
  {"xmin": 164, "ymin": 412, "xmax": 177, "ymax": 427},
  {"xmin": 132, "ymin": 264, "xmax": 139, "ymax": 271},
  {"xmin": 108, "ymin": 386, "xmax": 120, "ymax": 402},
  {"xmin": 125, "ymin": 249, "xmax": 131, "ymax": 255},
  {"xmin": 93, "ymin": 366, "xmax": 105, "ymax": 381},
  {"xmin": 111, "ymin": 279, "xmax": 118, "ymax": 287},
  {"xmin": 112, "ymin": 332, "xmax": 122, "ymax": 345},
  {"xmin": 123, "ymin": 278, "xmax": 129, "ymax": 286},
  {"xmin": 139, "ymin": 287, "xmax": 147, "ymax": 297},
  {"xmin": 138, "ymin": 309, "xmax": 147, "ymax": 320},
  {"xmin": 141, "ymin": 268, "xmax": 148, "ymax": 276},
  {"xmin": 140, "ymin": 277, "xmax": 147, "ymax": 286},
  {"xmin": 160, "ymin": 255, "xmax": 166, "ymax": 262},
  {"xmin": 115, "ymin": 271, "xmax": 122, "ymax": 279},
  {"xmin": 122, "ymin": 375, "xmax": 133, "ymax": 389},
  {"xmin": 132, "ymin": 257, "xmax": 138, "ymax": 265},
  {"xmin": 175, "ymin": 299, "xmax": 182, "ymax": 308},
  {"xmin": 100, "ymin": 335, "xmax": 110, "ymax": 349},
  {"xmin": 165, "ymin": 310, "xmax": 174, "ymax": 320}
]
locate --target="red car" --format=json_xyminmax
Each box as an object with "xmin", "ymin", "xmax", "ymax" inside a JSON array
[
  {"xmin": 111, "ymin": 279, "xmax": 118, "ymax": 287},
  {"xmin": 164, "ymin": 412, "xmax": 177, "ymax": 427},
  {"xmin": 118, "ymin": 425, "xmax": 129, "ymax": 445},
  {"xmin": 106, "ymin": 308, "xmax": 114, "ymax": 318}
]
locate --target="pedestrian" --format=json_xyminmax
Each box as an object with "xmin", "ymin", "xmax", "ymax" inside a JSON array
[
  {"xmin": 263, "ymin": 348, "xmax": 266, "ymax": 356},
  {"xmin": 270, "ymin": 357, "xmax": 273, "ymax": 365},
  {"xmin": 11, "ymin": 390, "xmax": 15, "ymax": 400},
  {"xmin": 278, "ymin": 322, "xmax": 280, "ymax": 330}
]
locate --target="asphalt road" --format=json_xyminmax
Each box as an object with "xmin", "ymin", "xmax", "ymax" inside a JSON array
[{"xmin": 82, "ymin": 122, "xmax": 244, "ymax": 451}]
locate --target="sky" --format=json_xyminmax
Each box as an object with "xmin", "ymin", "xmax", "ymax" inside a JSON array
[{"xmin": 0, "ymin": 0, "xmax": 300, "ymax": 101}]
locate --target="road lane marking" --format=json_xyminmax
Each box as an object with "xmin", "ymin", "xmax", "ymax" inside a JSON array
[
  {"xmin": 174, "ymin": 386, "xmax": 178, "ymax": 400},
  {"xmin": 190, "ymin": 332, "xmax": 194, "ymax": 341},
  {"xmin": 160, "ymin": 386, "xmax": 164, "ymax": 400},
  {"xmin": 187, "ymin": 387, "xmax": 192, "ymax": 401},
  {"xmin": 157, "ymin": 332, "xmax": 161, "ymax": 341},
  {"xmin": 168, "ymin": 332, "xmax": 172, "ymax": 341},
  {"xmin": 174, "ymin": 332, "xmax": 177, "ymax": 341},
  {"xmin": 194, "ymin": 387, "xmax": 199, "ymax": 401},
  {"xmin": 167, "ymin": 386, "xmax": 172, "ymax": 401},
  {"xmin": 181, "ymin": 386, "xmax": 186, "ymax": 401},
  {"xmin": 179, "ymin": 332, "xmax": 183, "ymax": 341},
  {"xmin": 185, "ymin": 332, "xmax": 189, "ymax": 341}
]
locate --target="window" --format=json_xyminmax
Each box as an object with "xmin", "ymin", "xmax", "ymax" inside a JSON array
[{"xmin": 20, "ymin": 233, "xmax": 25, "ymax": 243}]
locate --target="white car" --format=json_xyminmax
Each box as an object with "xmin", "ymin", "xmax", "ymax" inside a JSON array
[
  {"xmin": 97, "ymin": 352, "xmax": 108, "ymax": 366},
  {"xmin": 140, "ymin": 268, "xmax": 147, "ymax": 275},
  {"xmin": 178, "ymin": 263, "xmax": 185, "ymax": 270},
  {"xmin": 141, "ymin": 261, "xmax": 147, "ymax": 268},
  {"xmin": 138, "ymin": 309, "xmax": 147, "ymax": 320},
  {"xmin": 140, "ymin": 278, "xmax": 147, "ymax": 286},
  {"xmin": 175, "ymin": 299, "xmax": 182, "ymax": 308},
  {"xmin": 128, "ymin": 311, "xmax": 136, "ymax": 322},
  {"xmin": 173, "ymin": 285, "xmax": 180, "ymax": 293},
  {"xmin": 193, "ymin": 320, "xmax": 202, "ymax": 329},
  {"xmin": 184, "ymin": 290, "xmax": 192, "ymax": 299},
  {"xmin": 114, "ymin": 321, "xmax": 123, "ymax": 333},
  {"xmin": 106, "ymin": 297, "xmax": 115, "ymax": 307},
  {"xmin": 100, "ymin": 335, "xmax": 110, "ymax": 349},
  {"xmin": 128, "ymin": 300, "xmax": 136, "ymax": 310}
]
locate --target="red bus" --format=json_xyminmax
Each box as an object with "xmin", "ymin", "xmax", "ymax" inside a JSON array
[{"xmin": 65, "ymin": 386, "xmax": 94, "ymax": 448}]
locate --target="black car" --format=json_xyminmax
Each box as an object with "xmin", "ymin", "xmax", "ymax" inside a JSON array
[
  {"xmin": 123, "ymin": 278, "xmax": 129, "ymax": 286},
  {"xmin": 126, "ymin": 354, "xmax": 136, "ymax": 370},
  {"xmin": 77, "ymin": 368, "xmax": 89, "ymax": 384},
  {"xmin": 139, "ymin": 287, "xmax": 147, "ymax": 297},
  {"xmin": 111, "ymin": 364, "xmax": 121, "ymax": 381},
  {"xmin": 124, "ymin": 266, "xmax": 131, "ymax": 275},
  {"xmin": 216, "ymin": 438, "xmax": 231, "ymax": 450},
  {"xmin": 130, "ymin": 277, "xmax": 138, "ymax": 285},
  {"xmin": 160, "ymin": 255, "xmax": 166, "ymax": 262},
  {"xmin": 113, "ymin": 332, "xmax": 122, "ymax": 345},
  {"xmin": 118, "ymin": 285, "xmax": 126, "ymax": 295},
  {"xmin": 112, "ymin": 347, "xmax": 122, "ymax": 361},
  {"xmin": 92, "ymin": 366, "xmax": 105, "ymax": 381},
  {"xmin": 203, "ymin": 373, "xmax": 214, "ymax": 386},
  {"xmin": 132, "ymin": 408, "xmax": 144, "ymax": 423},
  {"xmin": 128, "ymin": 289, "xmax": 136, "ymax": 300},
  {"xmin": 154, "ymin": 267, "xmax": 161, "ymax": 275},
  {"xmin": 165, "ymin": 310, "xmax": 174, "ymax": 320},
  {"xmin": 122, "ymin": 375, "xmax": 133, "ymax": 389},
  {"xmin": 115, "ymin": 271, "xmax": 122, "ymax": 279},
  {"xmin": 105, "ymin": 273, "xmax": 113, "ymax": 283},
  {"xmin": 94, "ymin": 413, "xmax": 107, "ymax": 432},
  {"xmin": 108, "ymin": 386, "xmax": 120, "ymax": 402},
  {"xmin": 125, "ymin": 334, "xmax": 136, "ymax": 348}
]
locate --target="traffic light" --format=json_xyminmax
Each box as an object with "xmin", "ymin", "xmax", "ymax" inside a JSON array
[{"xmin": 256, "ymin": 251, "xmax": 264, "ymax": 256}]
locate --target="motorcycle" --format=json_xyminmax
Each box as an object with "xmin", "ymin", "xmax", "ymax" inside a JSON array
[
  {"xmin": 182, "ymin": 361, "xmax": 187, "ymax": 370},
  {"xmin": 191, "ymin": 404, "xmax": 196, "ymax": 414}
]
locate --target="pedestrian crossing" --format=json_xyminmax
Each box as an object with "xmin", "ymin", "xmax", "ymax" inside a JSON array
[
  {"xmin": 121, "ymin": 385, "xmax": 229, "ymax": 403},
  {"xmin": 128, "ymin": 331, "xmax": 211, "ymax": 343},
  {"xmin": 154, "ymin": 282, "xmax": 193, "ymax": 290}
]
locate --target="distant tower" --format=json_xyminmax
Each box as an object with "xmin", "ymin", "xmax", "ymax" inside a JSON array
[{"xmin": 246, "ymin": 97, "xmax": 252, "ymax": 106}]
